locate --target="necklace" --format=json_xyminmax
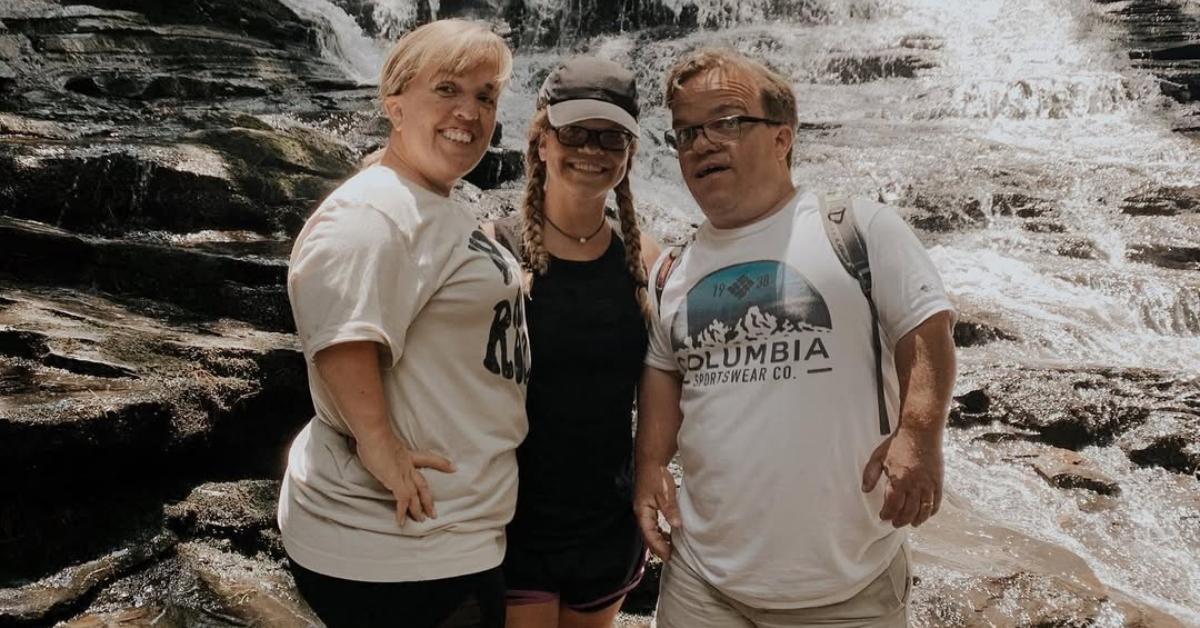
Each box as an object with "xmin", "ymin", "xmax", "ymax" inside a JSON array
[{"xmin": 544, "ymin": 212, "xmax": 606, "ymax": 244}]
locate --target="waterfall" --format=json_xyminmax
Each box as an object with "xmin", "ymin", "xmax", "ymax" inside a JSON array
[{"xmin": 277, "ymin": 0, "xmax": 387, "ymax": 83}]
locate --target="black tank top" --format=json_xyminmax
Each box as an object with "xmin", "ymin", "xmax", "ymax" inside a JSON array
[{"xmin": 495, "ymin": 223, "xmax": 648, "ymax": 549}]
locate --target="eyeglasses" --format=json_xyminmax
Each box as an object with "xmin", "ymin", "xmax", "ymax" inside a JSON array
[
  {"xmin": 664, "ymin": 114, "xmax": 783, "ymax": 152},
  {"xmin": 551, "ymin": 125, "xmax": 635, "ymax": 151}
]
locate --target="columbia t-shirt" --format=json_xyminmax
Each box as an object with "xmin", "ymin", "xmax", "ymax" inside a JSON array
[
  {"xmin": 645, "ymin": 191, "xmax": 954, "ymax": 608},
  {"xmin": 279, "ymin": 165, "xmax": 530, "ymax": 582}
]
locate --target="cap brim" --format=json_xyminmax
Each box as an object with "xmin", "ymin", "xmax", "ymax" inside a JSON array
[{"xmin": 546, "ymin": 99, "xmax": 640, "ymax": 136}]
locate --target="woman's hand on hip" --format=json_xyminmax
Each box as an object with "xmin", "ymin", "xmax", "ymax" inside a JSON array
[{"xmin": 355, "ymin": 430, "xmax": 456, "ymax": 526}]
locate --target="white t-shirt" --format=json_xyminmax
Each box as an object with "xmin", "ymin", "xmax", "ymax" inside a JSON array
[
  {"xmin": 279, "ymin": 165, "xmax": 530, "ymax": 582},
  {"xmin": 646, "ymin": 191, "xmax": 954, "ymax": 608}
]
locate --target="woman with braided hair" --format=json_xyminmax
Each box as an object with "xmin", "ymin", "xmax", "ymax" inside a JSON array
[{"xmin": 486, "ymin": 57, "xmax": 661, "ymax": 628}]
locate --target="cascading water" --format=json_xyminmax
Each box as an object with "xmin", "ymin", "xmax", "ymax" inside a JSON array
[{"xmin": 289, "ymin": 0, "xmax": 1200, "ymax": 622}]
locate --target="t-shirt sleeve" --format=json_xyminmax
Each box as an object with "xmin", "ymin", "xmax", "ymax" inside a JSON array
[
  {"xmin": 860, "ymin": 201, "xmax": 957, "ymax": 346},
  {"xmin": 288, "ymin": 202, "xmax": 422, "ymax": 367},
  {"xmin": 645, "ymin": 249, "xmax": 680, "ymax": 372}
]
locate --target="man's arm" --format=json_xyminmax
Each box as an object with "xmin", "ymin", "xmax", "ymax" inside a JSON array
[
  {"xmin": 634, "ymin": 365, "xmax": 684, "ymax": 559},
  {"xmin": 861, "ymin": 309, "xmax": 956, "ymax": 528}
]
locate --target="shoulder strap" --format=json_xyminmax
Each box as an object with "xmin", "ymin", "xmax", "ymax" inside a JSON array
[
  {"xmin": 492, "ymin": 213, "xmax": 524, "ymax": 263},
  {"xmin": 651, "ymin": 236, "xmax": 693, "ymax": 316},
  {"xmin": 818, "ymin": 194, "xmax": 890, "ymax": 436}
]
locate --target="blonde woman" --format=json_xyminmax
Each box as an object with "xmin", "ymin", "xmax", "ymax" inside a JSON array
[
  {"xmin": 487, "ymin": 57, "xmax": 660, "ymax": 628},
  {"xmin": 279, "ymin": 20, "xmax": 528, "ymax": 628}
]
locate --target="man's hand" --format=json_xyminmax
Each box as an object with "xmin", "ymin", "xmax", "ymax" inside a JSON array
[
  {"xmin": 354, "ymin": 430, "xmax": 455, "ymax": 527},
  {"xmin": 861, "ymin": 425, "xmax": 943, "ymax": 528},
  {"xmin": 634, "ymin": 464, "xmax": 681, "ymax": 560}
]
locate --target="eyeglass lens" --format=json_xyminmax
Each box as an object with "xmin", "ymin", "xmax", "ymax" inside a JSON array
[{"xmin": 556, "ymin": 126, "xmax": 631, "ymax": 150}]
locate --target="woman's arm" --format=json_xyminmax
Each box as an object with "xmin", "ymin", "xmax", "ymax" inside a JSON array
[{"xmin": 315, "ymin": 341, "xmax": 455, "ymax": 526}]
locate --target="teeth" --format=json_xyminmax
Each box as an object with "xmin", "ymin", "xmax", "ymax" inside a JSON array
[
  {"xmin": 571, "ymin": 162, "xmax": 604, "ymax": 173},
  {"xmin": 440, "ymin": 129, "xmax": 473, "ymax": 144}
]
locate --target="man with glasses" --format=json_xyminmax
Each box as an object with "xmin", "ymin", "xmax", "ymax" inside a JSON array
[{"xmin": 634, "ymin": 49, "xmax": 957, "ymax": 627}]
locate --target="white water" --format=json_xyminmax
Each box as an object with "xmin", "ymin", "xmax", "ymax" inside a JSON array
[{"xmin": 283, "ymin": 1, "xmax": 1200, "ymax": 621}]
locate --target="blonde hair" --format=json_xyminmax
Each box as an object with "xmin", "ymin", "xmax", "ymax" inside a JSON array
[
  {"xmin": 378, "ymin": 19, "xmax": 513, "ymax": 102},
  {"xmin": 519, "ymin": 109, "xmax": 651, "ymax": 321},
  {"xmin": 664, "ymin": 48, "xmax": 797, "ymax": 166}
]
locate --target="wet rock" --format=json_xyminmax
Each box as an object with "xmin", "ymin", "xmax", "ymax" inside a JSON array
[
  {"xmin": 1030, "ymin": 448, "xmax": 1121, "ymax": 496},
  {"xmin": 898, "ymin": 34, "xmax": 944, "ymax": 50},
  {"xmin": 0, "ymin": 284, "xmax": 309, "ymax": 581},
  {"xmin": 1119, "ymin": 186, "xmax": 1200, "ymax": 216},
  {"xmin": 1109, "ymin": 0, "xmax": 1200, "ymax": 103},
  {"xmin": 60, "ymin": 605, "xmax": 218, "ymax": 628},
  {"xmin": 177, "ymin": 542, "xmax": 320, "ymax": 627},
  {"xmin": 1120, "ymin": 409, "xmax": 1200, "ymax": 475},
  {"xmin": 822, "ymin": 53, "xmax": 936, "ymax": 84},
  {"xmin": 948, "ymin": 388, "xmax": 992, "ymax": 428},
  {"xmin": 1126, "ymin": 243, "xmax": 1200, "ymax": 271},
  {"xmin": 903, "ymin": 193, "xmax": 986, "ymax": 232},
  {"xmin": 64, "ymin": 73, "xmax": 269, "ymax": 101},
  {"xmin": 1057, "ymin": 238, "xmax": 1104, "ymax": 260},
  {"xmin": 947, "ymin": 367, "xmax": 1172, "ymax": 450},
  {"xmin": 0, "ymin": 217, "xmax": 291, "ymax": 330},
  {"xmin": 187, "ymin": 126, "xmax": 355, "ymax": 181},
  {"xmin": 1022, "ymin": 220, "xmax": 1066, "ymax": 233},
  {"xmin": 910, "ymin": 493, "xmax": 1180, "ymax": 627},
  {"xmin": 952, "ymin": 308, "xmax": 1020, "ymax": 347},
  {"xmin": 0, "ymin": 532, "xmax": 176, "ymax": 627},
  {"xmin": 992, "ymin": 192, "xmax": 1054, "ymax": 218},
  {"xmin": 1127, "ymin": 434, "xmax": 1200, "ymax": 476},
  {"xmin": 19, "ymin": 0, "xmax": 317, "ymax": 54},
  {"xmin": 463, "ymin": 147, "xmax": 524, "ymax": 191},
  {"xmin": 164, "ymin": 481, "xmax": 281, "ymax": 555},
  {"xmin": 0, "ymin": 145, "xmax": 276, "ymax": 236}
]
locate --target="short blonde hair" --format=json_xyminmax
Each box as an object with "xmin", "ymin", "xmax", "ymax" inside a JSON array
[
  {"xmin": 378, "ymin": 19, "xmax": 512, "ymax": 101},
  {"xmin": 664, "ymin": 48, "xmax": 797, "ymax": 165}
]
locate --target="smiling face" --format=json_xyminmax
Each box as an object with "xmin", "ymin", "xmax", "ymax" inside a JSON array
[
  {"xmin": 383, "ymin": 63, "xmax": 500, "ymax": 195},
  {"xmin": 669, "ymin": 66, "xmax": 794, "ymax": 228},
  {"xmin": 538, "ymin": 117, "xmax": 631, "ymax": 202}
]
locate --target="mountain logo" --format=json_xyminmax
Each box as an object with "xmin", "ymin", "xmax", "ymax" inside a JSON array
[{"xmin": 671, "ymin": 260, "xmax": 831, "ymax": 352}]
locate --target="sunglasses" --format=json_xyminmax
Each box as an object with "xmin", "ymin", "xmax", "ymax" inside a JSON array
[{"xmin": 551, "ymin": 125, "xmax": 635, "ymax": 151}]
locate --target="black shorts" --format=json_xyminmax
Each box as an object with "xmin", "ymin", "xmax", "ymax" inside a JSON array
[
  {"xmin": 287, "ymin": 556, "xmax": 505, "ymax": 628},
  {"xmin": 503, "ymin": 517, "xmax": 647, "ymax": 613}
]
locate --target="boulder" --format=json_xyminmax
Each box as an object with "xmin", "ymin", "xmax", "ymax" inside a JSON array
[
  {"xmin": 1119, "ymin": 186, "xmax": 1200, "ymax": 216},
  {"xmin": 1126, "ymin": 243, "xmax": 1200, "ymax": 271},
  {"xmin": 164, "ymin": 480, "xmax": 281, "ymax": 556},
  {"xmin": 176, "ymin": 542, "xmax": 320, "ymax": 627},
  {"xmin": 1029, "ymin": 448, "xmax": 1122, "ymax": 496},
  {"xmin": 463, "ymin": 147, "xmax": 524, "ymax": 190},
  {"xmin": 0, "ymin": 532, "xmax": 176, "ymax": 628}
]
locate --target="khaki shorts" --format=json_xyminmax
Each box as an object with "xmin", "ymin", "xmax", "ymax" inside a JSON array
[{"xmin": 655, "ymin": 547, "xmax": 910, "ymax": 628}]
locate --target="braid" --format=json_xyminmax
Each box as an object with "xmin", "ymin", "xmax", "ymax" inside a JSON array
[
  {"xmin": 520, "ymin": 110, "xmax": 552, "ymax": 292},
  {"xmin": 615, "ymin": 166, "xmax": 652, "ymax": 322}
]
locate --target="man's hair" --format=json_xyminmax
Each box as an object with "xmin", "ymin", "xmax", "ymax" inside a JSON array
[
  {"xmin": 664, "ymin": 48, "xmax": 797, "ymax": 166},
  {"xmin": 378, "ymin": 19, "xmax": 512, "ymax": 102}
]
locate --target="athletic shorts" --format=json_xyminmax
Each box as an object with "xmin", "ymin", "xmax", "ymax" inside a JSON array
[
  {"xmin": 503, "ymin": 517, "xmax": 648, "ymax": 613},
  {"xmin": 287, "ymin": 556, "xmax": 504, "ymax": 628}
]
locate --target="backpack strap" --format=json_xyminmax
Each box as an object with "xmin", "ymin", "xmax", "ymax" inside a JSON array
[
  {"xmin": 651, "ymin": 232, "xmax": 695, "ymax": 317},
  {"xmin": 818, "ymin": 194, "xmax": 890, "ymax": 436}
]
